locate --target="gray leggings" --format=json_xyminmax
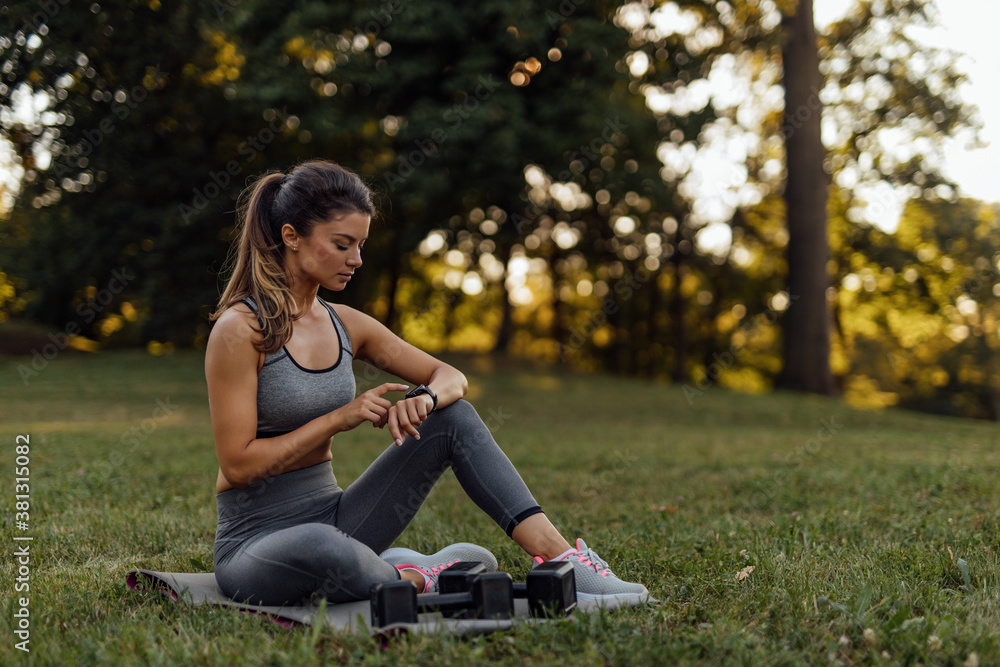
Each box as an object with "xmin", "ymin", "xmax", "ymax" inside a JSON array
[{"xmin": 214, "ymin": 400, "xmax": 542, "ymax": 605}]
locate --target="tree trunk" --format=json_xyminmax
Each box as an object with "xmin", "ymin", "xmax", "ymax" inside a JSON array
[
  {"xmin": 551, "ymin": 283, "xmax": 568, "ymax": 360},
  {"xmin": 384, "ymin": 229, "xmax": 403, "ymax": 332},
  {"xmin": 670, "ymin": 255, "xmax": 687, "ymax": 383},
  {"xmin": 645, "ymin": 265, "xmax": 661, "ymax": 379},
  {"xmin": 491, "ymin": 241, "xmax": 513, "ymax": 354},
  {"xmin": 702, "ymin": 283, "xmax": 722, "ymax": 376},
  {"xmin": 777, "ymin": 0, "xmax": 836, "ymax": 395}
]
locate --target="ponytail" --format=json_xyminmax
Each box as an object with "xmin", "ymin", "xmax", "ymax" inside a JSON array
[{"xmin": 210, "ymin": 161, "xmax": 375, "ymax": 353}]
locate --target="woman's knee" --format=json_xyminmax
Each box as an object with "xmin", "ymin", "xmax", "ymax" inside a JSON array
[
  {"xmin": 427, "ymin": 399, "xmax": 501, "ymax": 464},
  {"xmin": 433, "ymin": 398, "xmax": 482, "ymax": 428},
  {"xmin": 257, "ymin": 523, "xmax": 347, "ymax": 568},
  {"xmin": 240, "ymin": 524, "xmax": 389, "ymax": 602}
]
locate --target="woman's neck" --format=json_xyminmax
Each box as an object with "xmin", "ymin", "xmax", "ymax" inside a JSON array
[{"xmin": 286, "ymin": 278, "xmax": 321, "ymax": 317}]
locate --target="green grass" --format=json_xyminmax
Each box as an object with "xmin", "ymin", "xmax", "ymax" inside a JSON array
[{"xmin": 2, "ymin": 348, "xmax": 999, "ymax": 665}]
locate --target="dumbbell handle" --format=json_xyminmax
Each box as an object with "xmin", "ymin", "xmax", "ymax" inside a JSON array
[
  {"xmin": 512, "ymin": 582, "xmax": 528, "ymax": 597},
  {"xmin": 416, "ymin": 591, "xmax": 474, "ymax": 612}
]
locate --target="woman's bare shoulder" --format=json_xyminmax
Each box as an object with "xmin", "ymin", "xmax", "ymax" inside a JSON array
[
  {"xmin": 328, "ymin": 302, "xmax": 362, "ymax": 323},
  {"xmin": 327, "ymin": 302, "xmax": 380, "ymax": 340},
  {"xmin": 327, "ymin": 301, "xmax": 378, "ymax": 326},
  {"xmin": 207, "ymin": 302, "xmax": 262, "ymax": 355}
]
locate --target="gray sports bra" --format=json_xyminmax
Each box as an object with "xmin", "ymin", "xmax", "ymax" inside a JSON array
[{"xmin": 241, "ymin": 296, "xmax": 356, "ymax": 438}]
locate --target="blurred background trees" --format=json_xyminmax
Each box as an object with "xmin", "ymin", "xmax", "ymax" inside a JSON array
[{"xmin": 2, "ymin": 0, "xmax": 994, "ymax": 419}]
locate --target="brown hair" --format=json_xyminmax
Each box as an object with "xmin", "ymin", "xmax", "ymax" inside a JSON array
[{"xmin": 210, "ymin": 160, "xmax": 375, "ymax": 353}]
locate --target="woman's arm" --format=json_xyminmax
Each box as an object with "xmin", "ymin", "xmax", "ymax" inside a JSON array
[
  {"xmin": 205, "ymin": 305, "xmax": 404, "ymax": 488},
  {"xmin": 335, "ymin": 305, "xmax": 469, "ymax": 445}
]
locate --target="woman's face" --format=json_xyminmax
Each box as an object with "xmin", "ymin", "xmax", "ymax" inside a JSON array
[{"xmin": 292, "ymin": 212, "xmax": 370, "ymax": 291}]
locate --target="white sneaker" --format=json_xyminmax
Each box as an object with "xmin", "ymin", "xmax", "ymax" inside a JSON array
[
  {"xmin": 379, "ymin": 542, "xmax": 498, "ymax": 593},
  {"xmin": 534, "ymin": 538, "xmax": 650, "ymax": 605}
]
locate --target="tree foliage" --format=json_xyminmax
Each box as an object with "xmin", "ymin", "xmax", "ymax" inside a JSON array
[
  {"xmin": 0, "ymin": 0, "xmax": 992, "ymax": 419},
  {"xmin": 836, "ymin": 197, "xmax": 1000, "ymax": 419}
]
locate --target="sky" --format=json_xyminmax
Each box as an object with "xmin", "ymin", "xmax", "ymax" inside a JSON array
[{"xmin": 815, "ymin": 0, "xmax": 1000, "ymax": 209}]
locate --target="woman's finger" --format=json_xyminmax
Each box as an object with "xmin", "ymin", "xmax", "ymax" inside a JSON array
[
  {"xmin": 394, "ymin": 404, "xmax": 413, "ymax": 433},
  {"xmin": 372, "ymin": 396, "xmax": 391, "ymax": 411},
  {"xmin": 387, "ymin": 409, "xmax": 403, "ymax": 446},
  {"xmin": 373, "ymin": 382, "xmax": 410, "ymax": 397},
  {"xmin": 414, "ymin": 396, "xmax": 430, "ymax": 422},
  {"xmin": 405, "ymin": 398, "xmax": 423, "ymax": 428},
  {"xmin": 399, "ymin": 404, "xmax": 421, "ymax": 439}
]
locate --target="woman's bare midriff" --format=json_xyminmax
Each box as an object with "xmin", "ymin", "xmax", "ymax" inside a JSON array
[
  {"xmin": 215, "ymin": 446, "xmax": 334, "ymax": 494},
  {"xmin": 213, "ymin": 333, "xmax": 338, "ymax": 494}
]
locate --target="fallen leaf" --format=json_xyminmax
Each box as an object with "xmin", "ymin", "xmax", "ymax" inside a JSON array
[{"xmin": 735, "ymin": 565, "xmax": 755, "ymax": 582}]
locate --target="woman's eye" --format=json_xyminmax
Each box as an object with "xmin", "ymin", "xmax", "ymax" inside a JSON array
[{"xmin": 336, "ymin": 244, "xmax": 349, "ymax": 251}]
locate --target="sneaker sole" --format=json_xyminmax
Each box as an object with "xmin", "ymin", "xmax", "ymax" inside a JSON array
[
  {"xmin": 576, "ymin": 590, "xmax": 652, "ymax": 606},
  {"xmin": 378, "ymin": 542, "xmax": 498, "ymax": 572}
]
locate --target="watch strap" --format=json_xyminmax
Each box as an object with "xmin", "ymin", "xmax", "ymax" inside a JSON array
[{"xmin": 406, "ymin": 384, "xmax": 437, "ymax": 411}]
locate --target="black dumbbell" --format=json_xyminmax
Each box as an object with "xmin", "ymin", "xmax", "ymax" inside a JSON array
[
  {"xmin": 436, "ymin": 561, "xmax": 490, "ymax": 617},
  {"xmin": 370, "ymin": 563, "xmax": 514, "ymax": 627},
  {"xmin": 512, "ymin": 560, "xmax": 577, "ymax": 617},
  {"xmin": 437, "ymin": 562, "xmax": 575, "ymax": 617}
]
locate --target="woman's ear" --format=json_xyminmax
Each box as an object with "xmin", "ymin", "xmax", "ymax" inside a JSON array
[{"xmin": 280, "ymin": 223, "xmax": 299, "ymax": 250}]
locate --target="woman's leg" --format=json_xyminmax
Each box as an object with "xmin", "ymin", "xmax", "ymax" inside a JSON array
[
  {"xmin": 511, "ymin": 514, "xmax": 572, "ymax": 560},
  {"xmin": 330, "ymin": 400, "xmax": 650, "ymax": 604},
  {"xmin": 335, "ymin": 399, "xmax": 551, "ymax": 554},
  {"xmin": 215, "ymin": 522, "xmax": 401, "ymax": 605},
  {"xmin": 214, "ymin": 462, "xmax": 411, "ymax": 604}
]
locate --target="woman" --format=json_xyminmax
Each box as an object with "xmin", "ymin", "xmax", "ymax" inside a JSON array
[{"xmin": 206, "ymin": 159, "xmax": 649, "ymax": 606}]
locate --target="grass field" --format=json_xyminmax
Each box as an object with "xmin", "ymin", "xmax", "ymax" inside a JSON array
[{"xmin": 2, "ymin": 348, "xmax": 1000, "ymax": 666}]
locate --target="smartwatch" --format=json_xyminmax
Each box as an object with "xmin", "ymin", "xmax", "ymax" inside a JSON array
[{"xmin": 406, "ymin": 384, "xmax": 438, "ymax": 412}]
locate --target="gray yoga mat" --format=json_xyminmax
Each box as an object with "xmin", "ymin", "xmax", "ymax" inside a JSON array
[{"xmin": 126, "ymin": 569, "xmax": 646, "ymax": 637}]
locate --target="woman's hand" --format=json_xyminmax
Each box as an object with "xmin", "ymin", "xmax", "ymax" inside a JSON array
[
  {"xmin": 333, "ymin": 383, "xmax": 409, "ymax": 433},
  {"xmin": 386, "ymin": 394, "xmax": 435, "ymax": 446}
]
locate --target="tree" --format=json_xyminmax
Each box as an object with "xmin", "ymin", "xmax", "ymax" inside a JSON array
[
  {"xmin": 219, "ymin": 0, "xmax": 673, "ymax": 354},
  {"xmin": 1, "ymin": 1, "xmax": 265, "ymax": 343},
  {"xmin": 621, "ymin": 0, "xmax": 979, "ymax": 392},
  {"xmin": 833, "ymin": 196, "xmax": 1000, "ymax": 420},
  {"xmin": 2, "ymin": 0, "xmax": 665, "ymax": 349},
  {"xmin": 776, "ymin": 0, "xmax": 835, "ymax": 393}
]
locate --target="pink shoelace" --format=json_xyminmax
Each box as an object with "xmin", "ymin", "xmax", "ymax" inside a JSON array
[
  {"xmin": 427, "ymin": 559, "xmax": 458, "ymax": 575},
  {"xmin": 575, "ymin": 551, "xmax": 611, "ymax": 577},
  {"xmin": 396, "ymin": 559, "xmax": 461, "ymax": 593},
  {"xmin": 534, "ymin": 551, "xmax": 611, "ymax": 577}
]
